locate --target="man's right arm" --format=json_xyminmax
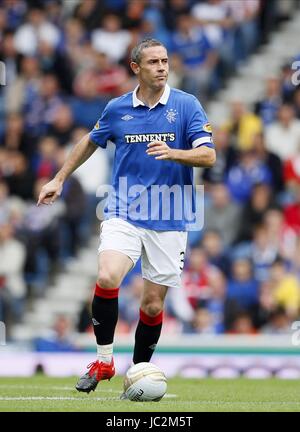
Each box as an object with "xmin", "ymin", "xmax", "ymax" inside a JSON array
[{"xmin": 37, "ymin": 134, "xmax": 97, "ymax": 206}]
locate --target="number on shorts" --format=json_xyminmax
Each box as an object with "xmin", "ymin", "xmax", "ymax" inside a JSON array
[{"xmin": 179, "ymin": 251, "xmax": 185, "ymax": 271}]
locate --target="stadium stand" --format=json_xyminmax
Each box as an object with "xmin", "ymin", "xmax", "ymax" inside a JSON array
[{"xmin": 0, "ymin": 0, "xmax": 300, "ymax": 347}]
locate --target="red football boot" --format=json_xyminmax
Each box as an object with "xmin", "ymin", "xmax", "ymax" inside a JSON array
[{"xmin": 75, "ymin": 359, "xmax": 115, "ymax": 393}]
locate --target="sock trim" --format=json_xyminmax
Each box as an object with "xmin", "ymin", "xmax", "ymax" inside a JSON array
[
  {"xmin": 140, "ymin": 309, "xmax": 163, "ymax": 326},
  {"xmin": 95, "ymin": 284, "xmax": 119, "ymax": 299}
]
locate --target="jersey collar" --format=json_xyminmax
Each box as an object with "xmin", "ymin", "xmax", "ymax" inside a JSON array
[{"xmin": 132, "ymin": 84, "xmax": 170, "ymax": 109}]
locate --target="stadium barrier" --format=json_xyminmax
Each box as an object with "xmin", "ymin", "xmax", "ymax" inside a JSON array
[{"xmin": 1, "ymin": 335, "xmax": 299, "ymax": 378}]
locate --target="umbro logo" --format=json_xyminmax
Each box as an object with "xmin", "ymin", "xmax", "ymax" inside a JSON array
[
  {"xmin": 121, "ymin": 114, "xmax": 134, "ymax": 121},
  {"xmin": 149, "ymin": 344, "xmax": 157, "ymax": 350},
  {"xmin": 92, "ymin": 318, "xmax": 100, "ymax": 326}
]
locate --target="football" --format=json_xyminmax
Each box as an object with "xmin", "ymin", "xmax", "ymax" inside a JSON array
[{"xmin": 123, "ymin": 362, "xmax": 167, "ymax": 402}]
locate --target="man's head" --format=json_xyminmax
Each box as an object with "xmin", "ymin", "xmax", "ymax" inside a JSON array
[
  {"xmin": 278, "ymin": 104, "xmax": 295, "ymax": 126},
  {"xmin": 130, "ymin": 39, "xmax": 169, "ymax": 91}
]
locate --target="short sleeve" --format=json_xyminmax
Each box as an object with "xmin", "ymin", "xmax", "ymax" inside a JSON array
[
  {"xmin": 89, "ymin": 104, "xmax": 112, "ymax": 149},
  {"xmin": 187, "ymin": 97, "xmax": 214, "ymax": 149}
]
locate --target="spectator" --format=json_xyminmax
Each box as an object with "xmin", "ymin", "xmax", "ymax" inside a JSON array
[
  {"xmin": 255, "ymin": 280, "xmax": 276, "ymax": 329},
  {"xmin": 280, "ymin": 62, "xmax": 296, "ymax": 103},
  {"xmin": 167, "ymin": 53, "xmax": 191, "ymax": 91},
  {"xmin": 74, "ymin": 52, "xmax": 129, "ymax": 100},
  {"xmin": 33, "ymin": 136, "xmax": 59, "ymax": 180},
  {"xmin": 229, "ymin": 311, "xmax": 257, "ymax": 334},
  {"xmin": 236, "ymin": 182, "xmax": 275, "ymax": 242},
  {"xmin": 71, "ymin": 71, "xmax": 109, "ymax": 129},
  {"xmin": 290, "ymin": 237, "xmax": 300, "ymax": 279},
  {"xmin": 202, "ymin": 127, "xmax": 238, "ymax": 184},
  {"xmin": 122, "ymin": 0, "xmax": 145, "ymax": 30},
  {"xmin": 14, "ymin": 6, "xmax": 61, "ymax": 56},
  {"xmin": 261, "ymin": 306, "xmax": 292, "ymax": 334},
  {"xmin": 171, "ymin": 13, "xmax": 218, "ymax": 99},
  {"xmin": 191, "ymin": 0, "xmax": 235, "ymax": 77},
  {"xmin": 270, "ymin": 257, "xmax": 300, "ymax": 320},
  {"xmin": 3, "ymin": 113, "xmax": 35, "ymax": 159},
  {"xmin": 91, "ymin": 13, "xmax": 132, "ymax": 63},
  {"xmin": 284, "ymin": 153, "xmax": 300, "ymax": 189},
  {"xmin": 284, "ymin": 183, "xmax": 300, "ymax": 234},
  {"xmin": 264, "ymin": 207, "xmax": 297, "ymax": 262},
  {"xmin": 226, "ymin": 257, "xmax": 260, "ymax": 319},
  {"xmin": 3, "ymin": 0, "xmax": 27, "ymax": 31},
  {"xmin": 185, "ymin": 306, "xmax": 216, "ymax": 334},
  {"xmin": 0, "ymin": 219, "xmax": 26, "ymax": 327},
  {"xmin": 24, "ymin": 73, "xmax": 64, "ymax": 137},
  {"xmin": 293, "ymin": 87, "xmax": 300, "ymax": 119},
  {"xmin": 250, "ymin": 224, "xmax": 278, "ymax": 282},
  {"xmin": 191, "ymin": 0, "xmax": 232, "ymax": 48},
  {"xmin": 119, "ymin": 274, "xmax": 143, "ymax": 326},
  {"xmin": 55, "ymin": 148, "xmax": 87, "ymax": 257},
  {"xmin": 205, "ymin": 267, "xmax": 228, "ymax": 333},
  {"xmin": 4, "ymin": 151, "xmax": 35, "ymax": 200},
  {"xmin": 37, "ymin": 38, "xmax": 74, "ymax": 95},
  {"xmin": 254, "ymin": 77, "xmax": 283, "ymax": 125},
  {"xmin": 251, "ymin": 132, "xmax": 284, "ymax": 193},
  {"xmin": 265, "ymin": 104, "xmax": 300, "ymax": 161},
  {"xmin": 204, "ymin": 182, "xmax": 242, "ymax": 247},
  {"xmin": 201, "ymin": 229, "xmax": 231, "ymax": 276},
  {"xmin": 226, "ymin": 149, "xmax": 272, "ymax": 204},
  {"xmin": 62, "ymin": 18, "xmax": 92, "ymax": 75},
  {"xmin": 34, "ymin": 315, "xmax": 78, "ymax": 352},
  {"xmin": 225, "ymin": 0, "xmax": 260, "ymax": 62},
  {"xmin": 0, "ymin": 30, "xmax": 20, "ymax": 87},
  {"xmin": 182, "ymin": 247, "xmax": 212, "ymax": 309},
  {"xmin": 47, "ymin": 104, "xmax": 75, "ymax": 146},
  {"xmin": 223, "ymin": 100, "xmax": 263, "ymax": 150},
  {"xmin": 73, "ymin": 0, "xmax": 106, "ymax": 32},
  {"xmin": 20, "ymin": 178, "xmax": 65, "ymax": 294},
  {"xmin": 5, "ymin": 55, "xmax": 41, "ymax": 115},
  {"xmin": 163, "ymin": 0, "xmax": 191, "ymax": 31}
]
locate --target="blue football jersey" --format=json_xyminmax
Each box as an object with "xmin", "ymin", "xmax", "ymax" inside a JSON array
[{"xmin": 89, "ymin": 84, "xmax": 214, "ymax": 231}]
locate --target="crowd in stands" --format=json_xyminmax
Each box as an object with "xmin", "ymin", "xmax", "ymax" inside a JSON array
[{"xmin": 0, "ymin": 0, "xmax": 299, "ymax": 342}]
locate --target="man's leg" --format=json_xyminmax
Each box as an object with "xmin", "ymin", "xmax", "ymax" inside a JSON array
[
  {"xmin": 76, "ymin": 250, "xmax": 133, "ymax": 392},
  {"xmin": 93, "ymin": 250, "xmax": 133, "ymax": 362},
  {"xmin": 133, "ymin": 279, "xmax": 168, "ymax": 364}
]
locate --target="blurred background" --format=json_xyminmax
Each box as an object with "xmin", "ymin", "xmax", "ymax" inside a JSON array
[{"xmin": 1, "ymin": 0, "xmax": 300, "ymax": 379}]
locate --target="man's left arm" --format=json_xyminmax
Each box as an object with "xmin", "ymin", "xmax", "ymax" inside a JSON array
[{"xmin": 146, "ymin": 141, "xmax": 216, "ymax": 168}]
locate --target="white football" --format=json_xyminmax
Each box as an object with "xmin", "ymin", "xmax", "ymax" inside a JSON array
[{"xmin": 123, "ymin": 362, "xmax": 167, "ymax": 402}]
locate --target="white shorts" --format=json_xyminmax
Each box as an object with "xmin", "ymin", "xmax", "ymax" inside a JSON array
[{"xmin": 98, "ymin": 218, "xmax": 187, "ymax": 289}]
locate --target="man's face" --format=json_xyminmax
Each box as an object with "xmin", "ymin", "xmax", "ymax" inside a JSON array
[{"xmin": 133, "ymin": 46, "xmax": 169, "ymax": 90}]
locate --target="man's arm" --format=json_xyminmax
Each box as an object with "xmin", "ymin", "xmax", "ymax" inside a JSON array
[
  {"xmin": 37, "ymin": 134, "xmax": 97, "ymax": 205},
  {"xmin": 146, "ymin": 141, "xmax": 216, "ymax": 168}
]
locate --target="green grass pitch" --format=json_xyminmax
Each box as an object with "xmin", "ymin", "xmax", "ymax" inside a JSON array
[{"xmin": 0, "ymin": 376, "xmax": 300, "ymax": 412}]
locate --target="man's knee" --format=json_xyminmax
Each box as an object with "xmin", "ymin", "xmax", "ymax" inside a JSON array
[
  {"xmin": 97, "ymin": 269, "xmax": 121, "ymax": 289},
  {"xmin": 141, "ymin": 302, "xmax": 163, "ymax": 317}
]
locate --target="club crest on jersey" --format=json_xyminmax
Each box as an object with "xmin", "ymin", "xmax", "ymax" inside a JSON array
[
  {"xmin": 165, "ymin": 108, "xmax": 178, "ymax": 124},
  {"xmin": 203, "ymin": 122, "xmax": 212, "ymax": 133}
]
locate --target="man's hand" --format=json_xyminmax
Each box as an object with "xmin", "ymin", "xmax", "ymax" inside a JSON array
[
  {"xmin": 37, "ymin": 178, "xmax": 63, "ymax": 206},
  {"xmin": 146, "ymin": 141, "xmax": 176, "ymax": 161}
]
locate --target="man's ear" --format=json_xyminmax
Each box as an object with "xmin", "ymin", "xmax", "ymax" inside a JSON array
[{"xmin": 130, "ymin": 61, "xmax": 140, "ymax": 75}]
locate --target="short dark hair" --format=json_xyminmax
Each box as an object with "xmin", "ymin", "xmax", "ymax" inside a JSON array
[{"xmin": 131, "ymin": 38, "xmax": 166, "ymax": 64}]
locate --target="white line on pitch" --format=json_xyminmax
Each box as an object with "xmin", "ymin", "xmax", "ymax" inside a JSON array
[{"xmin": 0, "ymin": 397, "xmax": 119, "ymax": 401}]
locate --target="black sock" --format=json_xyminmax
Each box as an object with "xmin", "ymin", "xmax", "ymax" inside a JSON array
[
  {"xmin": 133, "ymin": 309, "xmax": 163, "ymax": 364},
  {"xmin": 92, "ymin": 284, "xmax": 119, "ymax": 345}
]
